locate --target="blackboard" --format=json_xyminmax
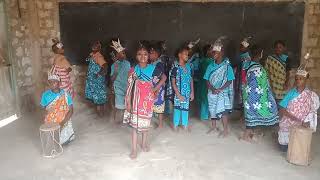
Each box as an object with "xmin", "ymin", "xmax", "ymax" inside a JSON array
[{"xmin": 59, "ymin": 2, "xmax": 305, "ymax": 67}]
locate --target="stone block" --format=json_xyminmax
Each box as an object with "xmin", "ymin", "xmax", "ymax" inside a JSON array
[
  {"xmin": 21, "ymin": 57, "xmax": 31, "ymax": 66},
  {"xmin": 23, "ymin": 77, "xmax": 33, "ymax": 86},
  {"xmin": 44, "ymin": 2, "xmax": 53, "ymax": 10},
  {"xmin": 38, "ymin": 10, "xmax": 49, "ymax": 18},
  {"xmin": 20, "ymin": 0, "xmax": 27, "ymax": 9},
  {"xmin": 41, "ymin": 47, "xmax": 51, "ymax": 57},
  {"xmin": 46, "ymin": 19, "xmax": 53, "ymax": 28},
  {"xmin": 39, "ymin": 38, "xmax": 45, "ymax": 46},
  {"xmin": 312, "ymin": 48, "xmax": 320, "ymax": 58},
  {"xmin": 39, "ymin": 29, "xmax": 48, "ymax": 37},
  {"xmin": 16, "ymin": 47, "xmax": 23, "ymax": 57},
  {"xmin": 314, "ymin": 3, "xmax": 320, "ymax": 14},
  {"xmin": 36, "ymin": 1, "xmax": 43, "ymax": 9},
  {"xmin": 24, "ymin": 66, "xmax": 33, "ymax": 76},
  {"xmin": 12, "ymin": 38, "xmax": 19, "ymax": 46},
  {"xmin": 15, "ymin": 30, "xmax": 23, "ymax": 38},
  {"xmin": 10, "ymin": 19, "xmax": 18, "ymax": 27},
  {"xmin": 309, "ymin": 15, "xmax": 320, "ymax": 25},
  {"xmin": 307, "ymin": 37, "xmax": 318, "ymax": 47}
]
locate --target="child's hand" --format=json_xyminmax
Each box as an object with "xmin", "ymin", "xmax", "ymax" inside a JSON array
[
  {"xmin": 178, "ymin": 94, "xmax": 185, "ymax": 102},
  {"xmin": 190, "ymin": 93, "xmax": 194, "ymax": 101},
  {"xmin": 302, "ymin": 122, "xmax": 310, "ymax": 128}
]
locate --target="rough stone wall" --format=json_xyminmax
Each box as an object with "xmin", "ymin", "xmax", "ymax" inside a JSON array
[{"xmin": 4, "ymin": 0, "xmax": 320, "ymax": 111}]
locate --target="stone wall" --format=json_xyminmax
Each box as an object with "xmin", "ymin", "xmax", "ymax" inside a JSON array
[{"xmin": 4, "ymin": 0, "xmax": 320, "ymax": 111}]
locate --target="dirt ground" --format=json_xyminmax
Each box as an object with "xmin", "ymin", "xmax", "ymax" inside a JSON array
[{"xmin": 0, "ymin": 104, "xmax": 319, "ymax": 180}]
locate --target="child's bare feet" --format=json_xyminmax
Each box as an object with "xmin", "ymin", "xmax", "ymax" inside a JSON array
[
  {"xmin": 206, "ymin": 128, "xmax": 219, "ymax": 134},
  {"xmin": 142, "ymin": 145, "xmax": 150, "ymax": 152},
  {"xmin": 218, "ymin": 130, "xmax": 229, "ymax": 138},
  {"xmin": 129, "ymin": 151, "xmax": 137, "ymax": 160}
]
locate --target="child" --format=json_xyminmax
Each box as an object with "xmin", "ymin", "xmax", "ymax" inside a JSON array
[
  {"xmin": 198, "ymin": 44, "xmax": 214, "ymax": 121},
  {"xmin": 41, "ymin": 74, "xmax": 75, "ymax": 145},
  {"xmin": 240, "ymin": 45, "xmax": 279, "ymax": 142},
  {"xmin": 171, "ymin": 46, "xmax": 194, "ymax": 131},
  {"xmin": 110, "ymin": 39, "xmax": 131, "ymax": 124},
  {"xmin": 50, "ymin": 38, "xmax": 74, "ymax": 99},
  {"xmin": 149, "ymin": 42, "xmax": 166, "ymax": 128},
  {"xmin": 265, "ymin": 40, "xmax": 292, "ymax": 101},
  {"xmin": 278, "ymin": 54, "xmax": 319, "ymax": 151},
  {"xmin": 85, "ymin": 41, "xmax": 108, "ymax": 117},
  {"xmin": 203, "ymin": 37, "xmax": 234, "ymax": 137},
  {"xmin": 123, "ymin": 44, "xmax": 166, "ymax": 159}
]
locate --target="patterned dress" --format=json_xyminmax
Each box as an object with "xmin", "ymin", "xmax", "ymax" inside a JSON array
[
  {"xmin": 242, "ymin": 61, "xmax": 279, "ymax": 128},
  {"xmin": 123, "ymin": 64, "xmax": 161, "ymax": 132},
  {"xmin": 171, "ymin": 63, "xmax": 193, "ymax": 127},
  {"xmin": 111, "ymin": 59, "xmax": 131, "ymax": 109},
  {"xmin": 40, "ymin": 89, "xmax": 75, "ymax": 145},
  {"xmin": 204, "ymin": 58, "xmax": 234, "ymax": 119},
  {"xmin": 152, "ymin": 59, "xmax": 166, "ymax": 113},
  {"xmin": 85, "ymin": 52, "xmax": 107, "ymax": 105},
  {"xmin": 265, "ymin": 54, "xmax": 289, "ymax": 100},
  {"xmin": 278, "ymin": 88, "xmax": 319, "ymax": 145},
  {"xmin": 197, "ymin": 57, "xmax": 213, "ymax": 120},
  {"xmin": 50, "ymin": 54, "xmax": 74, "ymax": 98}
]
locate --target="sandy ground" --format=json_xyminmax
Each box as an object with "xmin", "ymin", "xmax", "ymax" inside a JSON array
[{"xmin": 0, "ymin": 104, "xmax": 319, "ymax": 180}]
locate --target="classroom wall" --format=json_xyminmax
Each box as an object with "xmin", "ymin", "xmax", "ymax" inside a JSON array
[{"xmin": 4, "ymin": 0, "xmax": 320, "ymax": 111}]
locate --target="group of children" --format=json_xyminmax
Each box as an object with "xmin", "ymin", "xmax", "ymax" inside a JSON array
[{"xmin": 40, "ymin": 36, "xmax": 319, "ymax": 160}]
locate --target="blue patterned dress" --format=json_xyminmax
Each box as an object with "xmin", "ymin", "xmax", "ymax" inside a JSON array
[
  {"xmin": 152, "ymin": 59, "xmax": 166, "ymax": 113},
  {"xmin": 171, "ymin": 63, "xmax": 193, "ymax": 127},
  {"xmin": 204, "ymin": 58, "xmax": 234, "ymax": 119},
  {"xmin": 85, "ymin": 57, "xmax": 107, "ymax": 105}
]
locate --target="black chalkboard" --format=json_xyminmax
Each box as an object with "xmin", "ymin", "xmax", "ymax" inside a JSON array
[{"xmin": 59, "ymin": 2, "xmax": 304, "ymax": 67}]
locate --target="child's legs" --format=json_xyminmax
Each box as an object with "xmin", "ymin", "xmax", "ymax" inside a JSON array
[
  {"xmin": 158, "ymin": 113, "xmax": 164, "ymax": 127},
  {"xmin": 221, "ymin": 114, "xmax": 229, "ymax": 133},
  {"xmin": 173, "ymin": 108, "xmax": 181, "ymax": 127},
  {"xmin": 142, "ymin": 131, "xmax": 149, "ymax": 151},
  {"xmin": 131, "ymin": 129, "xmax": 138, "ymax": 154},
  {"xmin": 181, "ymin": 110, "xmax": 189, "ymax": 127}
]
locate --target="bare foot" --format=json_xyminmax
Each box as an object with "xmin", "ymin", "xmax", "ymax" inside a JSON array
[
  {"xmin": 129, "ymin": 151, "xmax": 137, "ymax": 160},
  {"xmin": 206, "ymin": 128, "xmax": 219, "ymax": 134},
  {"xmin": 239, "ymin": 134, "xmax": 255, "ymax": 143},
  {"xmin": 218, "ymin": 130, "xmax": 229, "ymax": 138},
  {"xmin": 142, "ymin": 145, "xmax": 150, "ymax": 152}
]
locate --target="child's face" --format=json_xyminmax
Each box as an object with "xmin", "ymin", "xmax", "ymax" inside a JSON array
[
  {"xmin": 136, "ymin": 49, "xmax": 149, "ymax": 64},
  {"xmin": 116, "ymin": 51, "xmax": 126, "ymax": 60},
  {"xmin": 295, "ymin": 75, "xmax": 307, "ymax": 88},
  {"xmin": 213, "ymin": 51, "xmax": 223, "ymax": 60},
  {"xmin": 149, "ymin": 50, "xmax": 160, "ymax": 62},
  {"xmin": 239, "ymin": 44, "xmax": 247, "ymax": 52},
  {"xmin": 274, "ymin": 43, "xmax": 285, "ymax": 55},
  {"xmin": 178, "ymin": 50, "xmax": 189, "ymax": 62},
  {"xmin": 48, "ymin": 80, "xmax": 60, "ymax": 91}
]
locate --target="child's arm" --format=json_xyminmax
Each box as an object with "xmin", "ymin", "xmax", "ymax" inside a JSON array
[
  {"xmin": 172, "ymin": 78, "xmax": 185, "ymax": 101},
  {"xmin": 153, "ymin": 74, "xmax": 167, "ymax": 92},
  {"xmin": 218, "ymin": 81, "xmax": 232, "ymax": 91},
  {"xmin": 190, "ymin": 78, "xmax": 194, "ymax": 101},
  {"xmin": 60, "ymin": 105, "xmax": 73, "ymax": 127}
]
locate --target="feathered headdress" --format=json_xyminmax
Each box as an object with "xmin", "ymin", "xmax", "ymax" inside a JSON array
[
  {"xmin": 52, "ymin": 38, "xmax": 63, "ymax": 49},
  {"xmin": 111, "ymin": 38, "xmax": 125, "ymax": 53},
  {"xmin": 47, "ymin": 71, "xmax": 60, "ymax": 81},
  {"xmin": 187, "ymin": 38, "xmax": 200, "ymax": 49},
  {"xmin": 296, "ymin": 52, "xmax": 311, "ymax": 77},
  {"xmin": 211, "ymin": 36, "xmax": 227, "ymax": 52},
  {"xmin": 240, "ymin": 36, "xmax": 252, "ymax": 48}
]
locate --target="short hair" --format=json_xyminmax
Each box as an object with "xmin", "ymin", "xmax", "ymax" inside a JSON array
[
  {"xmin": 273, "ymin": 40, "xmax": 286, "ymax": 48},
  {"xmin": 250, "ymin": 44, "xmax": 263, "ymax": 57},
  {"xmin": 175, "ymin": 45, "xmax": 189, "ymax": 58}
]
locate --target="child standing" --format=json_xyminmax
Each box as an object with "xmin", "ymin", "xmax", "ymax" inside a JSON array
[
  {"xmin": 171, "ymin": 46, "xmax": 194, "ymax": 131},
  {"xmin": 123, "ymin": 44, "xmax": 166, "ymax": 159},
  {"xmin": 149, "ymin": 42, "xmax": 166, "ymax": 128},
  {"xmin": 204, "ymin": 37, "xmax": 234, "ymax": 137},
  {"xmin": 110, "ymin": 39, "xmax": 131, "ymax": 124}
]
